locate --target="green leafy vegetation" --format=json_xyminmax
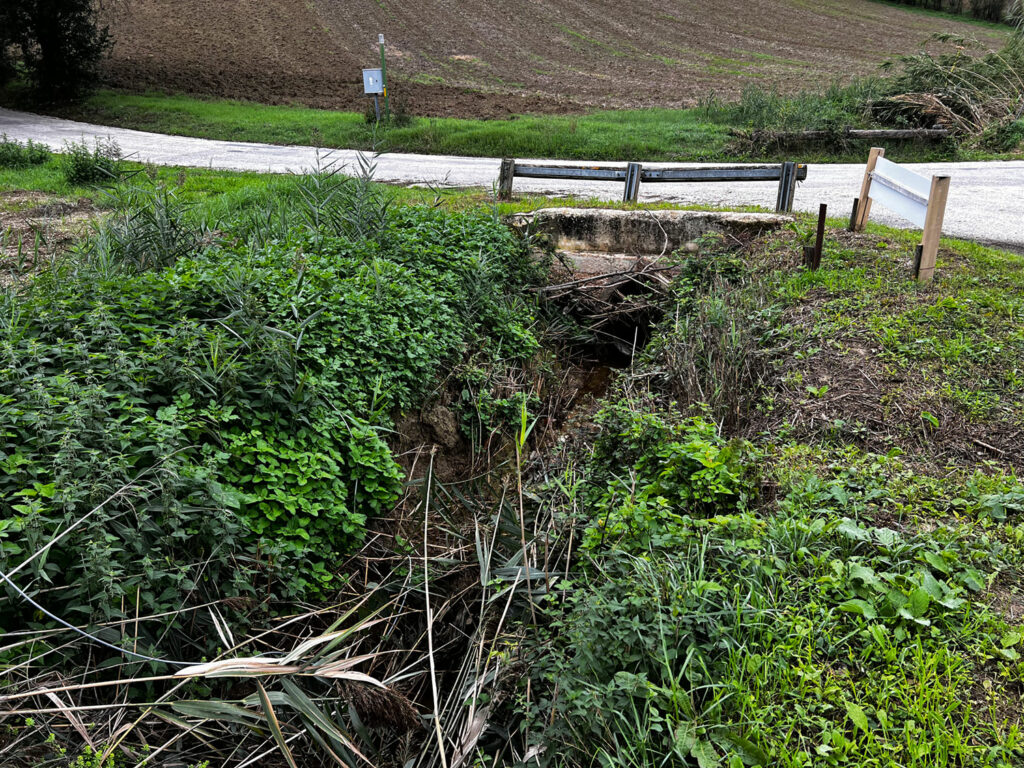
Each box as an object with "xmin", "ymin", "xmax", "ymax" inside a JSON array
[
  {"xmin": 524, "ymin": 231, "xmax": 1024, "ymax": 767},
  {"xmin": 0, "ymin": 134, "xmax": 50, "ymax": 169},
  {"xmin": 711, "ymin": 31, "xmax": 1024, "ymax": 155},
  {"xmin": 0, "ymin": 163, "xmax": 544, "ymax": 665},
  {"xmin": 1, "ymin": 160, "xmax": 1022, "ymax": 768}
]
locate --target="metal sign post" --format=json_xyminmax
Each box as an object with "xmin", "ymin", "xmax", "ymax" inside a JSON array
[{"xmin": 378, "ymin": 34, "xmax": 390, "ymax": 122}]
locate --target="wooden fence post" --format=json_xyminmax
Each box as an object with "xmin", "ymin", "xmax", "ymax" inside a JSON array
[
  {"xmin": 623, "ymin": 163, "xmax": 643, "ymax": 203},
  {"xmin": 498, "ymin": 158, "xmax": 515, "ymax": 201},
  {"xmin": 853, "ymin": 147, "xmax": 884, "ymax": 231},
  {"xmin": 917, "ymin": 175, "xmax": 951, "ymax": 284}
]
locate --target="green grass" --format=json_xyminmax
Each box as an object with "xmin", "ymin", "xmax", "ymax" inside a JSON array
[
  {"xmin": 31, "ymin": 86, "xmax": 1016, "ymax": 164},
  {"xmin": 50, "ymin": 90, "xmax": 732, "ymax": 162}
]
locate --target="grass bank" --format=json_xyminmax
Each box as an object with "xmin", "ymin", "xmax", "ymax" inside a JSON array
[{"xmin": 20, "ymin": 88, "xmax": 1007, "ymax": 164}]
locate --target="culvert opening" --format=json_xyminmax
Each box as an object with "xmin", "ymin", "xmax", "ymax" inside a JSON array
[{"xmin": 543, "ymin": 260, "xmax": 670, "ymax": 368}]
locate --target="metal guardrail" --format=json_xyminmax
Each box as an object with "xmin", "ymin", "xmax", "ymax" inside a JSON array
[{"xmin": 497, "ymin": 158, "xmax": 808, "ymax": 212}]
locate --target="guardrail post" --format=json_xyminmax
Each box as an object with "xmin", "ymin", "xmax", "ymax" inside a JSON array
[
  {"xmin": 624, "ymin": 162, "xmax": 642, "ymax": 203},
  {"xmin": 917, "ymin": 175, "xmax": 950, "ymax": 284},
  {"xmin": 498, "ymin": 158, "xmax": 515, "ymax": 201},
  {"xmin": 853, "ymin": 147, "xmax": 885, "ymax": 231},
  {"xmin": 775, "ymin": 161, "xmax": 798, "ymax": 213}
]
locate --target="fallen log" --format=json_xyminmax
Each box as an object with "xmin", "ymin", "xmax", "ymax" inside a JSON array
[{"xmin": 730, "ymin": 127, "xmax": 950, "ymax": 142}]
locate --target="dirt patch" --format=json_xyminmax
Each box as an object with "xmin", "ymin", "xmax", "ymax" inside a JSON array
[
  {"xmin": 0, "ymin": 192, "xmax": 98, "ymax": 285},
  {"xmin": 746, "ymin": 231, "xmax": 1024, "ymax": 472},
  {"xmin": 97, "ymin": 0, "xmax": 1006, "ymax": 118}
]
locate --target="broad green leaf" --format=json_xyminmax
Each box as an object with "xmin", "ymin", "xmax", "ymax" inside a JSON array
[
  {"xmin": 923, "ymin": 551, "xmax": 950, "ymax": 575},
  {"xmin": 845, "ymin": 701, "xmax": 869, "ymax": 735},
  {"xmin": 691, "ymin": 739, "xmax": 721, "ymax": 768},
  {"xmin": 920, "ymin": 572, "xmax": 945, "ymax": 600},
  {"xmin": 838, "ymin": 599, "xmax": 877, "ymax": 620},
  {"xmin": 719, "ymin": 730, "xmax": 769, "ymax": 766},
  {"xmin": 907, "ymin": 588, "xmax": 931, "ymax": 618},
  {"xmin": 848, "ymin": 563, "xmax": 881, "ymax": 589},
  {"xmin": 673, "ymin": 721, "xmax": 697, "ymax": 753}
]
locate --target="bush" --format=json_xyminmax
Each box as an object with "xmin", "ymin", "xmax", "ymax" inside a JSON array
[
  {"xmin": 2, "ymin": 0, "xmax": 112, "ymax": 99},
  {"xmin": 0, "ymin": 186, "xmax": 541, "ymax": 665},
  {"xmin": 582, "ymin": 403, "xmax": 759, "ymax": 552},
  {"xmin": 57, "ymin": 138, "xmax": 123, "ymax": 185},
  {"xmin": 0, "ymin": 135, "xmax": 50, "ymax": 168}
]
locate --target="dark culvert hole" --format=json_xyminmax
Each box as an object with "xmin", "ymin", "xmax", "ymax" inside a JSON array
[{"xmin": 546, "ymin": 271, "xmax": 668, "ymax": 369}]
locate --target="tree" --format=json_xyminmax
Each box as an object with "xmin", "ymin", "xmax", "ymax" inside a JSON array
[{"xmin": 1, "ymin": 0, "xmax": 112, "ymax": 100}]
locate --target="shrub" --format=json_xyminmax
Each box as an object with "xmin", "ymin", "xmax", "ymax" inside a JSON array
[
  {"xmin": 582, "ymin": 403, "xmax": 759, "ymax": 552},
  {"xmin": 2, "ymin": 0, "xmax": 112, "ymax": 100},
  {"xmin": 57, "ymin": 138, "xmax": 123, "ymax": 185},
  {"xmin": 0, "ymin": 189, "xmax": 541, "ymax": 664},
  {"xmin": 0, "ymin": 135, "xmax": 51, "ymax": 168}
]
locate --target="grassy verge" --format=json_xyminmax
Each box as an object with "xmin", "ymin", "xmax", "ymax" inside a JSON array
[
  {"xmin": 527, "ymin": 225, "xmax": 1024, "ymax": 766},
  {"xmin": 16, "ymin": 87, "xmax": 1012, "ymax": 164}
]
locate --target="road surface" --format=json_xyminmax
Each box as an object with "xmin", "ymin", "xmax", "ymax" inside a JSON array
[{"xmin": 2, "ymin": 107, "xmax": 1022, "ymax": 250}]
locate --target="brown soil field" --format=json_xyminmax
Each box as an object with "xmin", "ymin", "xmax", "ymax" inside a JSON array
[{"xmin": 99, "ymin": 0, "xmax": 1007, "ymax": 117}]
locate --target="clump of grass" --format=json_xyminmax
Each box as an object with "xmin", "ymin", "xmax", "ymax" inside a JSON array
[{"xmin": 883, "ymin": 34, "xmax": 1024, "ymax": 147}]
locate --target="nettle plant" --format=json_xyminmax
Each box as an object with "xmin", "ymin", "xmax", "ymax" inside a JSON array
[{"xmin": 582, "ymin": 401, "xmax": 759, "ymax": 552}]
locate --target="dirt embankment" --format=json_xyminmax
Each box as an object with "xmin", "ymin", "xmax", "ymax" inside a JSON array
[{"xmin": 98, "ymin": 0, "xmax": 1006, "ymax": 118}]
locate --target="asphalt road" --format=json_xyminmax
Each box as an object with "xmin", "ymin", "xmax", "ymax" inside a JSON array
[{"xmin": 3, "ymin": 107, "xmax": 1023, "ymax": 250}]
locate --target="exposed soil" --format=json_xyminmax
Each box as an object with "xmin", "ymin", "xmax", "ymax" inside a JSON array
[
  {"xmin": 748, "ymin": 230, "xmax": 1024, "ymax": 472},
  {"xmin": 97, "ymin": 0, "xmax": 1006, "ymax": 118},
  {"xmin": 0, "ymin": 192, "xmax": 98, "ymax": 285}
]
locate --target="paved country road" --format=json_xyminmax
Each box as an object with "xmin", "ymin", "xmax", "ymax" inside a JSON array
[{"xmin": 3, "ymin": 107, "xmax": 1023, "ymax": 250}]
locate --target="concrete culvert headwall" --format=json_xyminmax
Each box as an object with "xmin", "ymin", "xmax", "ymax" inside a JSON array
[{"xmin": 508, "ymin": 208, "xmax": 792, "ymax": 261}]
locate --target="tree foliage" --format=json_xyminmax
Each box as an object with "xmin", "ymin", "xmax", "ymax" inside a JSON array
[{"xmin": 0, "ymin": 0, "xmax": 112, "ymax": 99}]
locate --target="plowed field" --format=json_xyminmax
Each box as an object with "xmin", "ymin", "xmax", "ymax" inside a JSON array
[{"xmin": 100, "ymin": 0, "xmax": 1006, "ymax": 117}]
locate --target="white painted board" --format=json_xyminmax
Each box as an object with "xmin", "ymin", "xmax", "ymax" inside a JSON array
[
  {"xmin": 875, "ymin": 157, "xmax": 931, "ymax": 202},
  {"xmin": 870, "ymin": 176, "xmax": 928, "ymax": 227}
]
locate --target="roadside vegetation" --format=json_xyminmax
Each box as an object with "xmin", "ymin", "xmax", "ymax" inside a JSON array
[
  {"xmin": 1, "ymin": 140, "xmax": 1022, "ymax": 767},
  {"xmin": 878, "ymin": 0, "xmax": 1022, "ymax": 23}
]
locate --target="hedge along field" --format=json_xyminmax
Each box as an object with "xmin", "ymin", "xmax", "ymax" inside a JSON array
[{"xmin": 0, "ymin": 166, "xmax": 545, "ymax": 663}]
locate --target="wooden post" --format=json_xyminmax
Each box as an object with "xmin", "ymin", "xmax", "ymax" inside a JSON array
[
  {"xmin": 917, "ymin": 175, "xmax": 951, "ymax": 284},
  {"xmin": 912, "ymin": 244, "xmax": 924, "ymax": 280},
  {"xmin": 853, "ymin": 147, "xmax": 884, "ymax": 231},
  {"xmin": 623, "ymin": 162, "xmax": 643, "ymax": 203},
  {"xmin": 498, "ymin": 158, "xmax": 515, "ymax": 201}
]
